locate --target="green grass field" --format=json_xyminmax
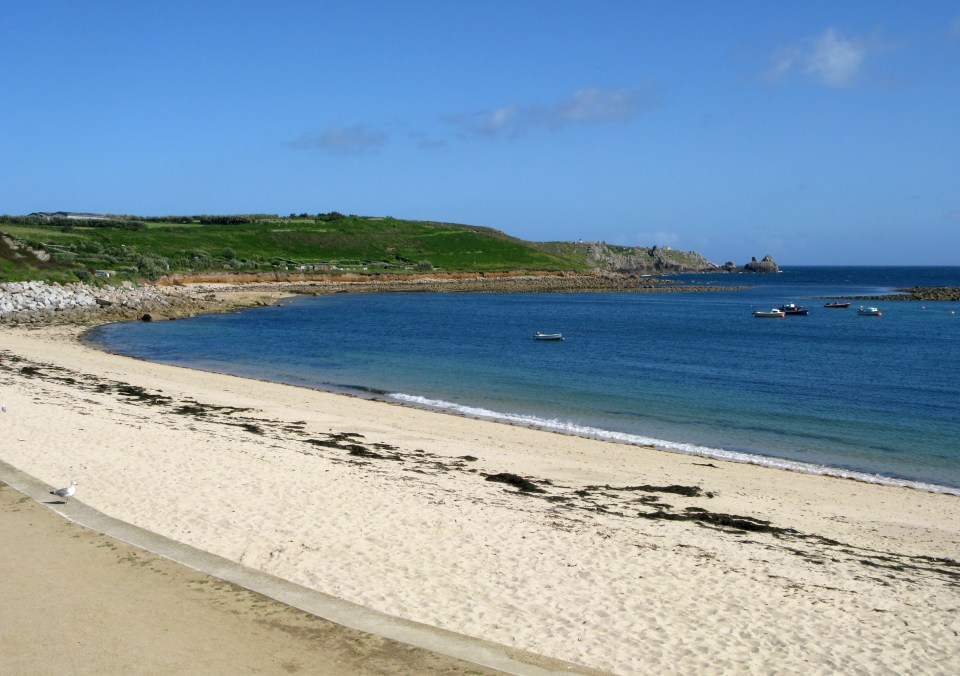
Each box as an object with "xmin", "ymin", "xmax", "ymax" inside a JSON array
[{"xmin": 0, "ymin": 214, "xmax": 592, "ymax": 283}]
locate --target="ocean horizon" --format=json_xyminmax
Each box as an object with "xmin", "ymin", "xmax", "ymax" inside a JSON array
[{"xmin": 86, "ymin": 266, "xmax": 960, "ymax": 495}]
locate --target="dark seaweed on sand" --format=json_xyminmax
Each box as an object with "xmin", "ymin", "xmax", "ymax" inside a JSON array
[{"xmin": 2, "ymin": 347, "xmax": 958, "ymax": 589}]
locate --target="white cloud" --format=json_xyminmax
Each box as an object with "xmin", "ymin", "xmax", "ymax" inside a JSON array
[
  {"xmin": 287, "ymin": 125, "xmax": 387, "ymax": 154},
  {"xmin": 951, "ymin": 16, "xmax": 960, "ymax": 41},
  {"xmin": 479, "ymin": 105, "xmax": 520, "ymax": 135},
  {"xmin": 556, "ymin": 87, "xmax": 643, "ymax": 123},
  {"xmin": 455, "ymin": 85, "xmax": 655, "ymax": 139},
  {"xmin": 767, "ymin": 28, "xmax": 869, "ymax": 88},
  {"xmin": 806, "ymin": 28, "xmax": 866, "ymax": 87}
]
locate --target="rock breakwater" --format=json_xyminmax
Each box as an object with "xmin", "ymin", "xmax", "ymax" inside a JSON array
[{"xmin": 0, "ymin": 280, "xmax": 243, "ymax": 326}]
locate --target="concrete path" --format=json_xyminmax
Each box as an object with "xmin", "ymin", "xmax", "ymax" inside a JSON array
[{"xmin": 0, "ymin": 459, "xmax": 598, "ymax": 675}]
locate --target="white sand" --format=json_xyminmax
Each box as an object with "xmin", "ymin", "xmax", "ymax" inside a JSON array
[{"xmin": 2, "ymin": 323, "xmax": 959, "ymax": 674}]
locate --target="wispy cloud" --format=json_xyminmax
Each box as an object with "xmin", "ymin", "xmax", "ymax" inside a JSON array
[
  {"xmin": 451, "ymin": 86, "xmax": 656, "ymax": 139},
  {"xmin": 951, "ymin": 15, "xmax": 960, "ymax": 42},
  {"xmin": 409, "ymin": 131, "xmax": 447, "ymax": 151},
  {"xmin": 287, "ymin": 124, "xmax": 388, "ymax": 154},
  {"xmin": 767, "ymin": 28, "xmax": 872, "ymax": 88}
]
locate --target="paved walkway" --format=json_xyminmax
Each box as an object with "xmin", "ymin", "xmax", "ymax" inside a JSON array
[{"xmin": 0, "ymin": 459, "xmax": 596, "ymax": 675}]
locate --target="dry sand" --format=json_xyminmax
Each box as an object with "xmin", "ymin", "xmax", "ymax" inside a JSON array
[
  {"xmin": 0, "ymin": 481, "xmax": 503, "ymax": 675},
  {"xmin": 2, "ymin": 322, "xmax": 959, "ymax": 674}
]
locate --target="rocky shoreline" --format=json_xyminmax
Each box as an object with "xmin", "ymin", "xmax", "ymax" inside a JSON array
[
  {"xmin": 843, "ymin": 287, "xmax": 960, "ymax": 302},
  {"xmin": 0, "ymin": 275, "xmax": 747, "ymax": 327},
  {"xmin": 5, "ymin": 275, "xmax": 955, "ymax": 328},
  {"xmin": 0, "ymin": 280, "xmax": 280, "ymax": 327}
]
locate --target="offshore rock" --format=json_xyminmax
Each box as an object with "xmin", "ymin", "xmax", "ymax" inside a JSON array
[{"xmin": 743, "ymin": 255, "xmax": 779, "ymax": 273}]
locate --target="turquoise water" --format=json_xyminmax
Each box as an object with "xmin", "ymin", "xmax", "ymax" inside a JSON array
[{"xmin": 86, "ymin": 267, "xmax": 960, "ymax": 493}]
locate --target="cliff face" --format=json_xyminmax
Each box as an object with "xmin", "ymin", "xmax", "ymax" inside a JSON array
[{"xmin": 584, "ymin": 243, "xmax": 722, "ymax": 273}]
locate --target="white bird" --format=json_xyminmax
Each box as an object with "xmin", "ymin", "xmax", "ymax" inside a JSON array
[{"xmin": 50, "ymin": 480, "xmax": 78, "ymax": 503}]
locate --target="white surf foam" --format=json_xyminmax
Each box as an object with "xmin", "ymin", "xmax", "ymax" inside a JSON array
[{"xmin": 388, "ymin": 392, "xmax": 960, "ymax": 497}]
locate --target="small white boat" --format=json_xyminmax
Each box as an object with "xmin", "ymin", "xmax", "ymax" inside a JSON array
[
  {"xmin": 753, "ymin": 308, "xmax": 786, "ymax": 318},
  {"xmin": 534, "ymin": 331, "xmax": 564, "ymax": 341},
  {"xmin": 858, "ymin": 306, "xmax": 883, "ymax": 316}
]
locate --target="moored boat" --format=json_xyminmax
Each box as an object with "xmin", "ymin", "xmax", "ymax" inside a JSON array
[
  {"xmin": 779, "ymin": 303, "xmax": 809, "ymax": 315},
  {"xmin": 824, "ymin": 302, "xmax": 851, "ymax": 308},
  {"xmin": 534, "ymin": 331, "xmax": 564, "ymax": 340},
  {"xmin": 858, "ymin": 306, "xmax": 883, "ymax": 316},
  {"xmin": 753, "ymin": 309, "xmax": 786, "ymax": 318}
]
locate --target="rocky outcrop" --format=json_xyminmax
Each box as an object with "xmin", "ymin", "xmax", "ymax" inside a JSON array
[
  {"xmin": 2, "ymin": 234, "xmax": 50, "ymax": 262},
  {"xmin": 584, "ymin": 243, "xmax": 722, "ymax": 273},
  {"xmin": 840, "ymin": 287, "xmax": 960, "ymax": 302},
  {"xmin": 896, "ymin": 287, "xmax": 960, "ymax": 301},
  {"xmin": 743, "ymin": 255, "xmax": 779, "ymax": 273}
]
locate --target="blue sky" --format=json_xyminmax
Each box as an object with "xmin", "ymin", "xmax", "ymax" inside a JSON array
[{"xmin": 2, "ymin": 1, "xmax": 958, "ymax": 265}]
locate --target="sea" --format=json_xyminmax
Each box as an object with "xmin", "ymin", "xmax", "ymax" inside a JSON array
[{"xmin": 86, "ymin": 267, "xmax": 960, "ymax": 495}]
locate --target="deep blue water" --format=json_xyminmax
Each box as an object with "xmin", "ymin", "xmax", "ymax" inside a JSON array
[{"xmin": 86, "ymin": 267, "xmax": 960, "ymax": 493}]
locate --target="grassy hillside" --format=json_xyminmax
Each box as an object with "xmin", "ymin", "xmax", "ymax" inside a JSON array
[{"xmin": 0, "ymin": 214, "xmax": 588, "ymax": 283}]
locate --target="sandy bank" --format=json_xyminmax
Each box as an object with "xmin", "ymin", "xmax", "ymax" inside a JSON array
[{"xmin": 1, "ymin": 321, "xmax": 959, "ymax": 674}]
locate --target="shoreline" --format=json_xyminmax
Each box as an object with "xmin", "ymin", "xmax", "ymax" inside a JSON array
[
  {"xmin": 0, "ymin": 273, "xmax": 747, "ymax": 327},
  {"xmin": 75, "ymin": 281, "xmax": 959, "ymax": 497},
  {"xmin": 82, "ymin": 334, "xmax": 960, "ymax": 498},
  {"xmin": 2, "ymin": 280, "xmax": 960, "ymax": 672}
]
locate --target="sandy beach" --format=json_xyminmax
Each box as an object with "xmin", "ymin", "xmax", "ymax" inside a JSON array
[
  {"xmin": 2, "ymin": 307, "xmax": 960, "ymax": 673},
  {"xmin": 0, "ymin": 480, "xmax": 507, "ymax": 675}
]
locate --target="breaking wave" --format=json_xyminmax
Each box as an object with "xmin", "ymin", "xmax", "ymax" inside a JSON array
[{"xmin": 388, "ymin": 392, "xmax": 960, "ymax": 497}]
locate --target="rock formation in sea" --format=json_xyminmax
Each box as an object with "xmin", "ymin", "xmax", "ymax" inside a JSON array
[{"xmin": 743, "ymin": 255, "xmax": 780, "ymax": 273}]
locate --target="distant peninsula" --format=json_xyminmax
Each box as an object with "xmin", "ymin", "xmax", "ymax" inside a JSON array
[{"xmin": 1, "ymin": 211, "xmax": 764, "ymax": 285}]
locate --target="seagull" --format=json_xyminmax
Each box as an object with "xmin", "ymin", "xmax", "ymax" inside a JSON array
[{"xmin": 50, "ymin": 480, "xmax": 78, "ymax": 503}]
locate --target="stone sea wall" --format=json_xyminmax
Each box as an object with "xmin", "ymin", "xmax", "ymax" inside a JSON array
[
  {"xmin": 1, "ymin": 280, "xmax": 149, "ymax": 314},
  {"xmin": 0, "ymin": 280, "xmax": 230, "ymax": 326}
]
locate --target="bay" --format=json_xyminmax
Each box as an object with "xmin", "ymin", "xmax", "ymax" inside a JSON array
[{"xmin": 86, "ymin": 267, "xmax": 960, "ymax": 493}]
